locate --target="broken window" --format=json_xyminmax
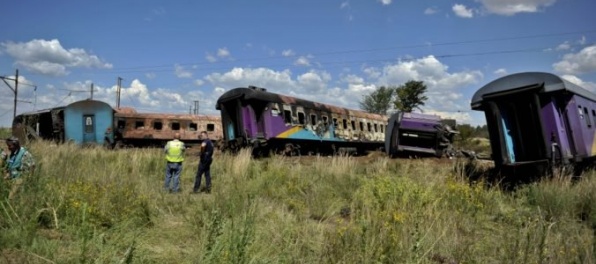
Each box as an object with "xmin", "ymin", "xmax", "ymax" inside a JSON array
[
  {"xmin": 284, "ymin": 110, "xmax": 292, "ymax": 124},
  {"xmin": 342, "ymin": 119, "xmax": 348, "ymax": 129},
  {"xmin": 374, "ymin": 123, "xmax": 378, "ymax": 132},
  {"xmin": 171, "ymin": 122, "xmax": 180, "ymax": 131},
  {"xmin": 359, "ymin": 121, "xmax": 364, "ymax": 131},
  {"xmin": 153, "ymin": 121, "xmax": 163, "ymax": 130},
  {"xmin": 311, "ymin": 114, "xmax": 317, "ymax": 126},
  {"xmin": 135, "ymin": 120, "xmax": 144, "ymax": 129},
  {"xmin": 207, "ymin": 123, "xmax": 215, "ymax": 132},
  {"xmin": 351, "ymin": 120, "xmax": 356, "ymax": 130},
  {"xmin": 584, "ymin": 107, "xmax": 591, "ymax": 127},
  {"xmin": 189, "ymin": 122, "xmax": 198, "ymax": 131},
  {"xmin": 298, "ymin": 112, "xmax": 305, "ymax": 125}
]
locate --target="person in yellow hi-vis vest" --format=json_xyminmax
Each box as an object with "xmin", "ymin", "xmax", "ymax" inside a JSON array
[{"xmin": 164, "ymin": 133, "xmax": 185, "ymax": 193}]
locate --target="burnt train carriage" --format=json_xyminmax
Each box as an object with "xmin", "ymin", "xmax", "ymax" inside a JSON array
[
  {"xmin": 216, "ymin": 86, "xmax": 387, "ymax": 155},
  {"xmin": 113, "ymin": 108, "xmax": 222, "ymax": 147},
  {"xmin": 385, "ymin": 112, "xmax": 458, "ymax": 157},
  {"xmin": 12, "ymin": 107, "xmax": 65, "ymax": 143},
  {"xmin": 471, "ymin": 72, "xmax": 596, "ymax": 175}
]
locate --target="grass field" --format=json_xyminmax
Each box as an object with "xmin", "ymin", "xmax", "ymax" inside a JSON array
[{"xmin": 1, "ymin": 141, "xmax": 596, "ymax": 263}]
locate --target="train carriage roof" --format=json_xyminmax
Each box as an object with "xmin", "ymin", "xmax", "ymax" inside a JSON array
[
  {"xmin": 217, "ymin": 87, "xmax": 387, "ymax": 120},
  {"xmin": 471, "ymin": 72, "xmax": 596, "ymax": 109}
]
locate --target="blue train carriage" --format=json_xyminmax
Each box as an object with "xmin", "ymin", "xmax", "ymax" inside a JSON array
[
  {"xmin": 64, "ymin": 99, "xmax": 114, "ymax": 146},
  {"xmin": 471, "ymin": 72, "xmax": 596, "ymax": 176},
  {"xmin": 216, "ymin": 86, "xmax": 388, "ymax": 155},
  {"xmin": 385, "ymin": 112, "xmax": 458, "ymax": 158}
]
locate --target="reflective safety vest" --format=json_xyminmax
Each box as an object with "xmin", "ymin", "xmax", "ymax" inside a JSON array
[{"xmin": 165, "ymin": 140, "xmax": 185, "ymax": 163}]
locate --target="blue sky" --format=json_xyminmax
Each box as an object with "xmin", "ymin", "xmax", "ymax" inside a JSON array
[{"xmin": 1, "ymin": 0, "xmax": 595, "ymax": 127}]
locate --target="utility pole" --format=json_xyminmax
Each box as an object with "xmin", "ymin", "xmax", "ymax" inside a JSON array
[
  {"xmin": 0, "ymin": 69, "xmax": 19, "ymax": 120},
  {"xmin": 90, "ymin": 83, "xmax": 94, "ymax": 99},
  {"xmin": 116, "ymin": 77, "xmax": 122, "ymax": 109},
  {"xmin": 193, "ymin": 100, "xmax": 199, "ymax": 115}
]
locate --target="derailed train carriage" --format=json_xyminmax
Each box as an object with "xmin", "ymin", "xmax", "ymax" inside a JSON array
[
  {"xmin": 113, "ymin": 108, "xmax": 222, "ymax": 147},
  {"xmin": 385, "ymin": 112, "xmax": 458, "ymax": 158},
  {"xmin": 471, "ymin": 72, "xmax": 596, "ymax": 176},
  {"xmin": 216, "ymin": 86, "xmax": 388, "ymax": 155}
]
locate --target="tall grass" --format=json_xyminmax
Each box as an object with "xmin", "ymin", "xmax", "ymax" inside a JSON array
[{"xmin": 0, "ymin": 141, "xmax": 595, "ymax": 263}]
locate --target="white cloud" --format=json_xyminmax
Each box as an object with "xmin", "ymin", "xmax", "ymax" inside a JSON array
[
  {"xmin": 340, "ymin": 1, "xmax": 349, "ymax": 9},
  {"xmin": 217, "ymin": 47, "xmax": 231, "ymax": 58},
  {"xmin": 424, "ymin": 7, "xmax": 439, "ymax": 15},
  {"xmin": 145, "ymin": 72, "xmax": 156, "ymax": 79},
  {"xmin": 194, "ymin": 79, "xmax": 204, "ymax": 86},
  {"xmin": 561, "ymin": 75, "xmax": 596, "ymax": 93},
  {"xmin": 556, "ymin": 41, "xmax": 571, "ymax": 51},
  {"xmin": 452, "ymin": 4, "xmax": 474, "ymax": 18},
  {"xmin": 478, "ymin": 0, "xmax": 556, "ymax": 16},
  {"xmin": 1, "ymin": 39, "xmax": 112, "ymax": 76},
  {"xmin": 379, "ymin": 0, "xmax": 392, "ymax": 5},
  {"xmin": 294, "ymin": 56, "xmax": 311, "ymax": 66},
  {"xmin": 282, "ymin": 49, "xmax": 295, "ymax": 57},
  {"xmin": 174, "ymin": 64, "xmax": 193, "ymax": 78},
  {"xmin": 206, "ymin": 53, "xmax": 217, "ymax": 63},
  {"xmin": 553, "ymin": 45, "xmax": 596, "ymax": 75},
  {"xmin": 493, "ymin": 68, "xmax": 507, "ymax": 75}
]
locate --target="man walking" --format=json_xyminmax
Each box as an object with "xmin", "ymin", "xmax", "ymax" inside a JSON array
[
  {"xmin": 193, "ymin": 131, "xmax": 213, "ymax": 193},
  {"xmin": 164, "ymin": 133, "xmax": 185, "ymax": 193}
]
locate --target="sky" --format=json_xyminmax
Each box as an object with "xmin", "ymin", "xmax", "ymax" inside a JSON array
[{"xmin": 1, "ymin": 0, "xmax": 595, "ymax": 127}]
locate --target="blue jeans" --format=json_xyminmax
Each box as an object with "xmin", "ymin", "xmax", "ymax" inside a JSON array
[
  {"xmin": 193, "ymin": 160, "xmax": 212, "ymax": 192},
  {"xmin": 164, "ymin": 162, "xmax": 182, "ymax": 192}
]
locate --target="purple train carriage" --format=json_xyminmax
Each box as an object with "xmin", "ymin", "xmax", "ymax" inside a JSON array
[
  {"xmin": 216, "ymin": 86, "xmax": 388, "ymax": 155},
  {"xmin": 385, "ymin": 112, "xmax": 458, "ymax": 158},
  {"xmin": 471, "ymin": 72, "xmax": 596, "ymax": 176}
]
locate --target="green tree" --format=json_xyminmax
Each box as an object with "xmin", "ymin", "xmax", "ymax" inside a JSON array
[
  {"xmin": 359, "ymin": 86, "xmax": 394, "ymax": 115},
  {"xmin": 394, "ymin": 80, "xmax": 428, "ymax": 113}
]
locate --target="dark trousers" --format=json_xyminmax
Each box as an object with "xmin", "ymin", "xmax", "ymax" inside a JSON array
[{"xmin": 193, "ymin": 159, "xmax": 212, "ymax": 192}]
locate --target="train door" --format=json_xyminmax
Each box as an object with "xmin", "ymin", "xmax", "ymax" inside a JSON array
[
  {"xmin": 487, "ymin": 91, "xmax": 547, "ymax": 164},
  {"xmin": 83, "ymin": 115, "xmax": 96, "ymax": 143},
  {"xmin": 220, "ymin": 100, "xmax": 241, "ymax": 141},
  {"xmin": 250, "ymin": 100, "xmax": 268, "ymax": 138}
]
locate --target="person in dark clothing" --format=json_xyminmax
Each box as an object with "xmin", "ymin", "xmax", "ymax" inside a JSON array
[{"xmin": 193, "ymin": 131, "xmax": 213, "ymax": 193}]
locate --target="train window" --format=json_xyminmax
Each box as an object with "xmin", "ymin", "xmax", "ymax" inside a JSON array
[
  {"xmin": 189, "ymin": 122, "xmax": 198, "ymax": 131},
  {"xmin": 584, "ymin": 107, "xmax": 591, "ymax": 127},
  {"xmin": 117, "ymin": 119, "xmax": 126, "ymax": 129},
  {"xmin": 351, "ymin": 120, "xmax": 356, "ymax": 130},
  {"xmin": 367, "ymin": 122, "xmax": 372, "ymax": 132},
  {"xmin": 135, "ymin": 120, "xmax": 144, "ymax": 129},
  {"xmin": 171, "ymin": 122, "xmax": 180, "ymax": 131},
  {"xmin": 153, "ymin": 121, "xmax": 163, "ymax": 130},
  {"xmin": 298, "ymin": 112, "xmax": 305, "ymax": 125},
  {"xmin": 592, "ymin": 110, "xmax": 596, "ymax": 126},
  {"xmin": 322, "ymin": 116, "xmax": 328, "ymax": 126},
  {"xmin": 332, "ymin": 118, "xmax": 338, "ymax": 127},
  {"xmin": 342, "ymin": 119, "xmax": 348, "ymax": 129},
  {"xmin": 311, "ymin": 114, "xmax": 317, "ymax": 126},
  {"xmin": 578, "ymin": 106, "xmax": 583, "ymax": 118},
  {"xmin": 207, "ymin": 123, "xmax": 215, "ymax": 132},
  {"xmin": 374, "ymin": 123, "xmax": 378, "ymax": 132},
  {"xmin": 380, "ymin": 124, "xmax": 384, "ymax": 133},
  {"xmin": 283, "ymin": 110, "xmax": 292, "ymax": 124},
  {"xmin": 359, "ymin": 121, "xmax": 364, "ymax": 131}
]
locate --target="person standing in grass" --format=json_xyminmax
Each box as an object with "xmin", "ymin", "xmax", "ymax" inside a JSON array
[
  {"xmin": 193, "ymin": 131, "xmax": 213, "ymax": 193},
  {"xmin": 2, "ymin": 137, "xmax": 35, "ymax": 199},
  {"xmin": 164, "ymin": 133, "xmax": 185, "ymax": 193}
]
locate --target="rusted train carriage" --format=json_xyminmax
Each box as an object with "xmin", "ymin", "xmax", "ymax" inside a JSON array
[
  {"xmin": 217, "ymin": 86, "xmax": 388, "ymax": 155},
  {"xmin": 113, "ymin": 108, "xmax": 223, "ymax": 147}
]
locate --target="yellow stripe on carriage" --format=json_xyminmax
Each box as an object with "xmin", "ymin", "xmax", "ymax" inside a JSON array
[{"xmin": 277, "ymin": 126, "xmax": 303, "ymax": 138}]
